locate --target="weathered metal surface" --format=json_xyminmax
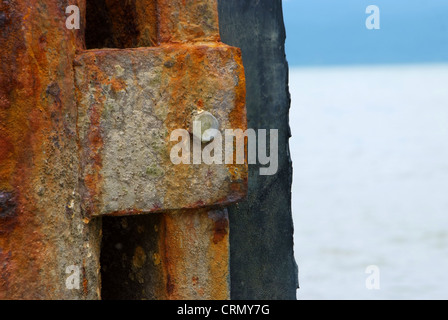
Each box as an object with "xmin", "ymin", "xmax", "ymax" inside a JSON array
[
  {"xmin": 160, "ymin": 209, "xmax": 230, "ymax": 299},
  {"xmin": 97, "ymin": 0, "xmax": 244, "ymax": 300},
  {"xmin": 1, "ymin": 0, "xmax": 246, "ymax": 301},
  {"xmin": 75, "ymin": 44, "xmax": 247, "ymax": 217},
  {"xmin": 101, "ymin": 209, "xmax": 229, "ymax": 300},
  {"xmin": 0, "ymin": 0, "xmax": 101, "ymax": 299},
  {"xmin": 85, "ymin": 0, "xmax": 219, "ymax": 48},
  {"xmin": 157, "ymin": 0, "xmax": 220, "ymax": 43}
]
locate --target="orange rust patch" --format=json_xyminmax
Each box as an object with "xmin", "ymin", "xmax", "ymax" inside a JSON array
[
  {"xmin": 83, "ymin": 101, "xmax": 104, "ymax": 214},
  {"xmin": 83, "ymin": 277, "xmax": 88, "ymax": 296},
  {"xmin": 156, "ymin": 210, "xmax": 229, "ymax": 299},
  {"xmin": 110, "ymin": 78, "xmax": 126, "ymax": 92},
  {"xmin": 157, "ymin": 0, "xmax": 220, "ymax": 43}
]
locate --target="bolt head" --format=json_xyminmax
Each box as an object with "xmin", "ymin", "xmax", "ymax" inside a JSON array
[{"xmin": 193, "ymin": 111, "xmax": 220, "ymax": 142}]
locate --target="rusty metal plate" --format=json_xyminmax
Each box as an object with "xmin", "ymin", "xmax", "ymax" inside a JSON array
[{"xmin": 75, "ymin": 44, "xmax": 247, "ymax": 217}]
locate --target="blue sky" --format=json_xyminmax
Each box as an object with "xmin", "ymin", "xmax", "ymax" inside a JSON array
[{"xmin": 283, "ymin": 0, "xmax": 448, "ymax": 66}]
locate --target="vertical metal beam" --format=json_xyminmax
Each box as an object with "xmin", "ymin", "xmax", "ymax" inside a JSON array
[
  {"xmin": 155, "ymin": 2, "xmax": 231, "ymax": 298},
  {"xmin": 0, "ymin": 0, "xmax": 102, "ymax": 299},
  {"xmin": 102, "ymin": 209, "xmax": 229, "ymax": 299},
  {"xmin": 154, "ymin": 0, "xmax": 232, "ymax": 299},
  {"xmin": 100, "ymin": 0, "xmax": 234, "ymax": 300},
  {"xmin": 160, "ymin": 210, "xmax": 230, "ymax": 299}
]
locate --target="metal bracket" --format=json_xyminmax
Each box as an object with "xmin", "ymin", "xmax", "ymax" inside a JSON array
[{"xmin": 75, "ymin": 42, "xmax": 247, "ymax": 218}]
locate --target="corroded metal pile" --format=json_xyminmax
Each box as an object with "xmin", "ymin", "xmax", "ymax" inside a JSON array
[{"xmin": 0, "ymin": 0, "xmax": 247, "ymax": 299}]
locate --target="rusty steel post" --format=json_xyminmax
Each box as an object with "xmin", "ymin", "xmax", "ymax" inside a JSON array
[
  {"xmin": 101, "ymin": 208, "xmax": 231, "ymax": 300},
  {"xmin": 1, "ymin": 0, "xmax": 246, "ymax": 300},
  {"xmin": 99, "ymin": 0, "xmax": 246, "ymax": 300},
  {"xmin": 153, "ymin": 0, "xmax": 240, "ymax": 300},
  {"xmin": 0, "ymin": 0, "xmax": 101, "ymax": 299}
]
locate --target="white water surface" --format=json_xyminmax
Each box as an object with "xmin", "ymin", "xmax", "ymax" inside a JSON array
[{"xmin": 290, "ymin": 64, "xmax": 448, "ymax": 299}]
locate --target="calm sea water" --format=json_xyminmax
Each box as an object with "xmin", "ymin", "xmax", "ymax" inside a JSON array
[{"xmin": 290, "ymin": 64, "xmax": 448, "ymax": 300}]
